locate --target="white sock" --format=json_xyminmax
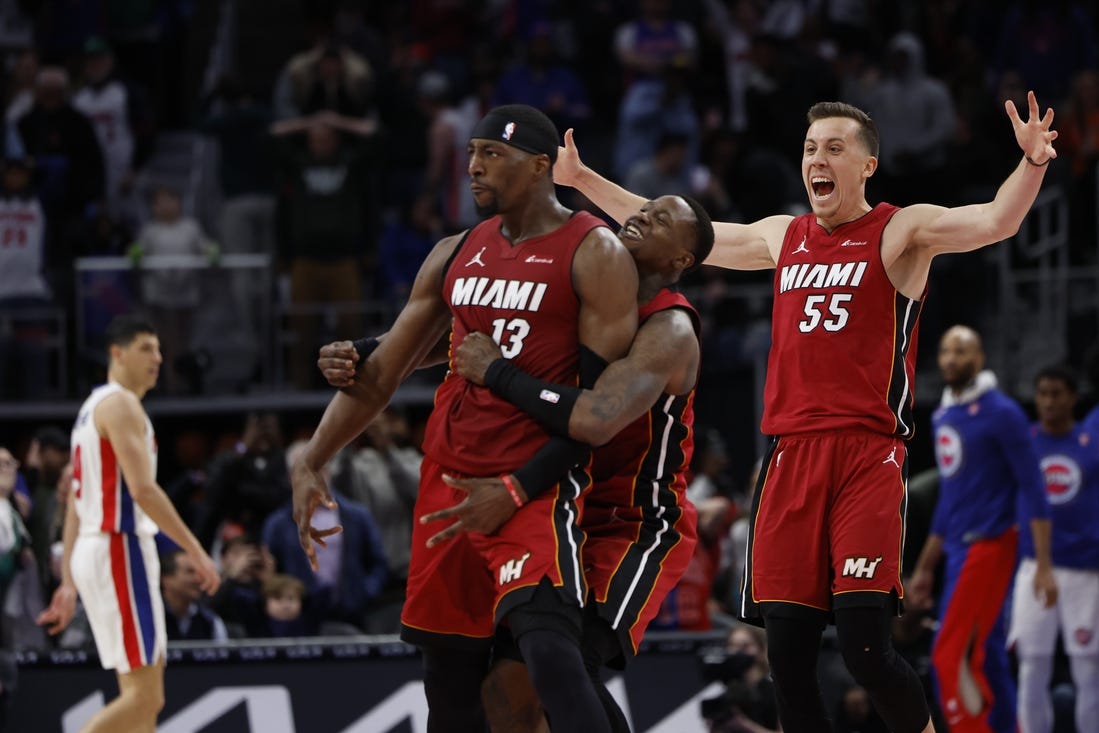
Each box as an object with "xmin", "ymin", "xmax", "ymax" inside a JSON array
[
  {"xmin": 1070, "ymin": 654, "xmax": 1099, "ymax": 733},
  {"xmin": 1017, "ymin": 654, "xmax": 1054, "ymax": 733}
]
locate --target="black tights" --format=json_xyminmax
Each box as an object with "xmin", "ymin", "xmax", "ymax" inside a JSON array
[
  {"xmin": 764, "ymin": 608, "xmax": 931, "ymax": 733},
  {"xmin": 422, "ymin": 645, "xmax": 491, "ymax": 733}
]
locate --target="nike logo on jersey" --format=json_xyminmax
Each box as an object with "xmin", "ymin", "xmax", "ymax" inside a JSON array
[
  {"xmin": 525, "ymin": 255, "xmax": 554, "ymax": 264},
  {"xmin": 465, "ymin": 246, "xmax": 488, "ymax": 267},
  {"xmin": 778, "ymin": 261, "xmax": 868, "ymax": 293},
  {"xmin": 451, "ymin": 277, "xmax": 549, "ymax": 311},
  {"xmin": 792, "ymin": 237, "xmax": 810, "ymax": 254}
]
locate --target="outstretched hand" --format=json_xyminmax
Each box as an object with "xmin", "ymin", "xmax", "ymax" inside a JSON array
[
  {"xmin": 453, "ymin": 332, "xmax": 503, "ymax": 386},
  {"xmin": 419, "ymin": 474, "xmax": 524, "ymax": 547},
  {"xmin": 291, "ymin": 459, "xmax": 343, "ymax": 571},
  {"xmin": 1006, "ymin": 90, "xmax": 1057, "ymax": 165},
  {"xmin": 552, "ymin": 128, "xmax": 585, "ymax": 187}
]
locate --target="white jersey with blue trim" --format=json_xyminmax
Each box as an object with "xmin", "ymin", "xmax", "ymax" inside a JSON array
[{"xmin": 71, "ymin": 382, "xmax": 159, "ymax": 537}]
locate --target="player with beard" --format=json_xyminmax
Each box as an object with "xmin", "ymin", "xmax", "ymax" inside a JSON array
[
  {"xmin": 291, "ymin": 104, "xmax": 638, "ymax": 733},
  {"xmin": 909, "ymin": 326, "xmax": 1055, "ymax": 732}
]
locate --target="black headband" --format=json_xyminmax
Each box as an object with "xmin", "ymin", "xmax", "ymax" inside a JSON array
[{"xmin": 470, "ymin": 109, "xmax": 558, "ymax": 163}]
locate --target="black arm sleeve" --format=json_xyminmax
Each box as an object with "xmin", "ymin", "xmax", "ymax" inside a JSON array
[
  {"xmin": 509, "ymin": 346, "xmax": 610, "ymax": 501},
  {"xmin": 484, "ymin": 359, "xmax": 580, "ymax": 437}
]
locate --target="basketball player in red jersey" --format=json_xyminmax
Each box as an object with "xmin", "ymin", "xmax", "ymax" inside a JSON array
[
  {"xmin": 417, "ymin": 194, "xmax": 714, "ymax": 732},
  {"xmin": 550, "ymin": 92, "xmax": 1057, "ymax": 733},
  {"xmin": 291, "ymin": 104, "xmax": 638, "ymax": 733}
]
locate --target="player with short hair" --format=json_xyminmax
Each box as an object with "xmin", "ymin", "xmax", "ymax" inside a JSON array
[
  {"xmin": 551, "ymin": 90, "xmax": 1058, "ymax": 732},
  {"xmin": 37, "ymin": 314, "xmax": 219, "ymax": 733},
  {"xmin": 291, "ymin": 104, "xmax": 638, "ymax": 733},
  {"xmin": 1009, "ymin": 364, "xmax": 1099, "ymax": 733}
]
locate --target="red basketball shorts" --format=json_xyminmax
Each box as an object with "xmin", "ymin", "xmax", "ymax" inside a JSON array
[
  {"xmin": 400, "ymin": 455, "xmax": 590, "ymax": 650},
  {"xmin": 582, "ymin": 496, "xmax": 698, "ymax": 657},
  {"xmin": 740, "ymin": 430, "xmax": 908, "ymax": 624}
]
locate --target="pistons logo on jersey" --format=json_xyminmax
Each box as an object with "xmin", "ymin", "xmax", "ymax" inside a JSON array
[
  {"xmin": 1040, "ymin": 454, "xmax": 1082, "ymax": 506},
  {"xmin": 935, "ymin": 426, "xmax": 963, "ymax": 478}
]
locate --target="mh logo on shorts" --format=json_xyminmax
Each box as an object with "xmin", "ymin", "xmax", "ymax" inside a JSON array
[
  {"xmin": 842, "ymin": 555, "xmax": 883, "ymax": 579},
  {"xmin": 499, "ymin": 552, "xmax": 531, "ymax": 585}
]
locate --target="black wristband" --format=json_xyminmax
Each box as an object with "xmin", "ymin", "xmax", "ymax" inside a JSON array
[
  {"xmin": 1025, "ymin": 154, "xmax": 1050, "ymax": 167},
  {"xmin": 351, "ymin": 336, "xmax": 381, "ymax": 360},
  {"xmin": 483, "ymin": 358, "xmax": 579, "ymax": 437},
  {"xmin": 513, "ymin": 436, "xmax": 591, "ymax": 501}
]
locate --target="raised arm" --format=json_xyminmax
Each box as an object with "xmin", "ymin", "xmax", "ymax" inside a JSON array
[
  {"xmin": 897, "ymin": 91, "xmax": 1057, "ymax": 257},
  {"xmin": 555, "ymin": 128, "xmax": 784, "ymax": 271},
  {"xmin": 455, "ymin": 309, "xmax": 699, "ymax": 446}
]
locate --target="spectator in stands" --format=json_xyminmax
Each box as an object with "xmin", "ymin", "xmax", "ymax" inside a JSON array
[
  {"xmin": 613, "ymin": 59, "xmax": 699, "ymax": 182},
  {"xmin": 25, "ymin": 426, "xmax": 68, "ymax": 589},
  {"xmin": 1060, "ymin": 68, "xmax": 1099, "ymax": 261},
  {"xmin": 332, "ymin": 407, "xmax": 421, "ymax": 633},
  {"xmin": 862, "ymin": 32, "xmax": 956, "ymax": 206},
  {"xmin": 3, "ymin": 48, "xmax": 38, "ymax": 140},
  {"xmin": 160, "ymin": 548, "xmax": 229, "ymax": 642},
  {"xmin": 376, "ymin": 195, "xmax": 440, "ymax": 302},
  {"xmin": 71, "ymin": 36, "xmax": 154, "ymax": 222},
  {"xmin": 131, "ymin": 186, "xmax": 217, "ymax": 394},
  {"xmin": 274, "ymin": 39, "xmax": 373, "ymax": 119},
  {"xmin": 264, "ymin": 439, "xmax": 389, "ymax": 630},
  {"xmin": 269, "ymin": 110, "xmax": 380, "ymax": 389},
  {"xmin": 624, "ymin": 131, "xmax": 693, "ymax": 201},
  {"xmin": 197, "ymin": 412, "xmax": 290, "ymax": 550},
  {"xmin": 0, "ymin": 447, "xmax": 29, "ymax": 592},
  {"xmin": 992, "ymin": 0, "xmax": 1097, "ymax": 106},
  {"xmin": 258, "ymin": 573, "xmax": 315, "ymax": 638},
  {"xmin": 14, "ymin": 67, "xmax": 104, "ymax": 270},
  {"xmin": 702, "ymin": 624, "xmax": 780, "ymax": 733},
  {"xmin": 492, "ymin": 21, "xmax": 591, "ymax": 134},
  {"xmin": 614, "ymin": 0, "xmax": 699, "ymax": 84},
  {"xmin": 418, "ymin": 70, "xmax": 479, "ymax": 233},
  {"xmin": 0, "ymin": 156, "xmax": 53, "ymax": 400},
  {"xmin": 198, "ymin": 75, "xmax": 275, "ymax": 261},
  {"xmin": 207, "ymin": 536, "xmax": 274, "ymax": 637}
]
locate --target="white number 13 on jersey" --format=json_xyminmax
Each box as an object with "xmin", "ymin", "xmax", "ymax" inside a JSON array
[
  {"xmin": 491, "ymin": 317, "xmax": 531, "ymax": 358},
  {"xmin": 799, "ymin": 293, "xmax": 852, "ymax": 333}
]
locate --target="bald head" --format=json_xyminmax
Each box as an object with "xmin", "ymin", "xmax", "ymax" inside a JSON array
[{"xmin": 938, "ymin": 325, "xmax": 985, "ymax": 389}]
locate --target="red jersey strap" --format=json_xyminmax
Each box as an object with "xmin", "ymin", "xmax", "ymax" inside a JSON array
[{"xmin": 639, "ymin": 288, "xmax": 700, "ymax": 336}]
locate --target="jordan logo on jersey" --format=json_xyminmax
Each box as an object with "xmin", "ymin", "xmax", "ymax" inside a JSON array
[
  {"xmin": 882, "ymin": 446, "xmax": 901, "ymax": 467},
  {"xmin": 778, "ymin": 261, "xmax": 868, "ymax": 293},
  {"xmin": 465, "ymin": 246, "xmax": 488, "ymax": 267},
  {"xmin": 451, "ymin": 277, "xmax": 549, "ymax": 311},
  {"xmin": 792, "ymin": 237, "xmax": 810, "ymax": 254}
]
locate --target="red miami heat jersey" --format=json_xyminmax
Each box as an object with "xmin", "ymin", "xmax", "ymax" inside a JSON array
[
  {"xmin": 762, "ymin": 203, "xmax": 924, "ymax": 438},
  {"xmin": 589, "ymin": 289, "xmax": 699, "ymax": 514},
  {"xmin": 71, "ymin": 383, "xmax": 159, "ymax": 536},
  {"xmin": 422, "ymin": 211, "xmax": 606, "ymax": 475}
]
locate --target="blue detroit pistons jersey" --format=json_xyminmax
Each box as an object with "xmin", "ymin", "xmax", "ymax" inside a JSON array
[
  {"xmin": 931, "ymin": 387, "xmax": 1048, "ymax": 548},
  {"xmin": 1021, "ymin": 424, "xmax": 1099, "ymax": 568}
]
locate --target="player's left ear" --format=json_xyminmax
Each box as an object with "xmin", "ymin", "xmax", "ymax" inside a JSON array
[
  {"xmin": 531, "ymin": 154, "xmax": 551, "ymax": 178},
  {"xmin": 674, "ymin": 249, "xmax": 695, "ymax": 273},
  {"xmin": 862, "ymin": 155, "xmax": 878, "ymax": 179}
]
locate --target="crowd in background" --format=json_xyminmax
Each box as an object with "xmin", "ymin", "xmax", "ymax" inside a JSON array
[{"xmin": 0, "ymin": 0, "xmax": 1098, "ymax": 730}]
